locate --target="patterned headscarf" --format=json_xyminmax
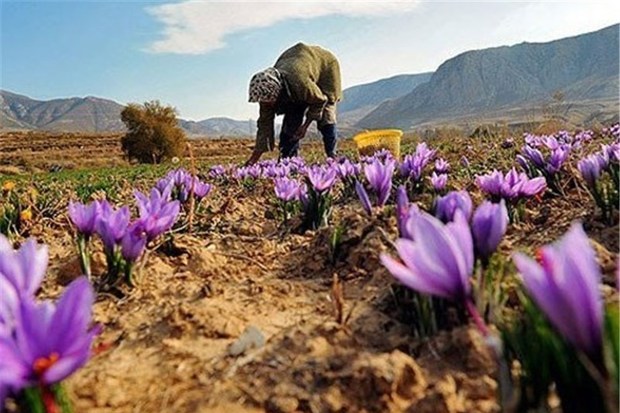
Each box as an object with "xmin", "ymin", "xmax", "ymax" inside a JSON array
[{"xmin": 248, "ymin": 67, "xmax": 282, "ymax": 103}]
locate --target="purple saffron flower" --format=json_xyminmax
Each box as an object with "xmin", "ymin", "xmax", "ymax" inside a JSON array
[
  {"xmin": 121, "ymin": 224, "xmax": 147, "ymax": 263},
  {"xmin": 606, "ymin": 142, "xmax": 620, "ymax": 163},
  {"xmin": 513, "ymin": 223, "xmax": 603, "ymax": 356},
  {"xmin": 434, "ymin": 190, "xmax": 473, "ymax": 223},
  {"xmin": 179, "ymin": 176, "xmax": 212, "ymax": 202},
  {"xmin": 0, "ymin": 274, "xmax": 19, "ymax": 335},
  {"xmin": 513, "ymin": 171, "xmax": 547, "ymax": 198},
  {"xmin": 68, "ymin": 201, "xmax": 101, "ymax": 238},
  {"xmin": 306, "ymin": 166, "xmax": 337, "ymax": 193},
  {"xmin": 208, "ymin": 164, "xmax": 226, "ymax": 178},
  {"xmin": 521, "ymin": 145, "xmax": 545, "ymax": 169},
  {"xmin": 134, "ymin": 189, "xmax": 180, "ymax": 241},
  {"xmin": 355, "ymin": 181, "xmax": 372, "ymax": 216},
  {"xmin": 380, "ymin": 211, "xmax": 473, "ymax": 301},
  {"xmin": 476, "ymin": 170, "xmax": 504, "ymax": 199},
  {"xmin": 0, "ymin": 277, "xmax": 100, "ymax": 389},
  {"xmin": 274, "ymin": 177, "xmax": 303, "ymax": 202},
  {"xmin": 578, "ymin": 155, "xmax": 603, "ymax": 187},
  {"xmin": 395, "ymin": 186, "xmax": 420, "ymax": 240},
  {"xmin": 396, "ymin": 186, "xmax": 409, "ymax": 238},
  {"xmin": 0, "ymin": 235, "xmax": 48, "ymax": 298},
  {"xmin": 364, "ymin": 158, "xmax": 395, "ymax": 206},
  {"xmin": 193, "ymin": 181, "xmax": 213, "ymax": 200},
  {"xmin": 543, "ymin": 136, "xmax": 561, "ymax": 151},
  {"xmin": 334, "ymin": 160, "xmax": 358, "ymax": 180},
  {"xmin": 246, "ymin": 165, "xmax": 262, "ymax": 179},
  {"xmin": 516, "ymin": 155, "xmax": 529, "ymax": 171},
  {"xmin": 155, "ymin": 176, "xmax": 174, "ymax": 196},
  {"xmin": 399, "ymin": 155, "xmax": 423, "ymax": 181},
  {"xmin": 476, "ymin": 168, "xmax": 546, "ymax": 202},
  {"xmin": 430, "ymin": 172, "xmax": 448, "ymax": 191},
  {"xmin": 414, "ymin": 142, "xmax": 436, "ymax": 164},
  {"xmin": 471, "ymin": 200, "xmax": 508, "ymax": 261},
  {"xmin": 434, "ymin": 158, "xmax": 450, "ymax": 174},
  {"xmin": 95, "ymin": 203, "xmax": 130, "ymax": 252},
  {"xmin": 546, "ymin": 146, "xmax": 570, "ymax": 174},
  {"xmin": 399, "ymin": 142, "xmax": 436, "ymax": 180}
]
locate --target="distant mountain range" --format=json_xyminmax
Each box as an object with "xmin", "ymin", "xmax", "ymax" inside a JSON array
[
  {"xmin": 0, "ymin": 90, "xmax": 256, "ymax": 136},
  {"xmin": 359, "ymin": 24, "xmax": 619, "ymax": 129},
  {"xmin": 1, "ymin": 90, "xmax": 125, "ymax": 132},
  {"xmin": 338, "ymin": 73, "xmax": 433, "ymax": 125},
  {"xmin": 2, "ymin": 24, "xmax": 618, "ymax": 135}
]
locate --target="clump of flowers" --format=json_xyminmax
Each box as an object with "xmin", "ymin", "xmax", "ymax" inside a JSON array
[
  {"xmin": 476, "ymin": 168, "xmax": 546, "ymax": 220},
  {"xmin": 156, "ymin": 168, "xmax": 213, "ymax": 204},
  {"xmin": 302, "ymin": 165, "xmax": 338, "ymax": 230},
  {"xmin": 384, "ymin": 189, "xmax": 510, "ymax": 337},
  {"xmin": 524, "ymin": 130, "xmax": 592, "ymax": 149},
  {"xmin": 273, "ymin": 177, "xmax": 307, "ymax": 223},
  {"xmin": 517, "ymin": 141, "xmax": 571, "ymax": 193},
  {"xmin": 398, "ymin": 142, "xmax": 436, "ymax": 193},
  {"xmin": 355, "ymin": 157, "xmax": 395, "ymax": 215},
  {"xmin": 427, "ymin": 158, "xmax": 450, "ymax": 193},
  {"xmin": 602, "ymin": 123, "xmax": 620, "ymax": 140},
  {"xmin": 68, "ymin": 186, "xmax": 180, "ymax": 287},
  {"xmin": 578, "ymin": 143, "xmax": 619, "ymax": 224},
  {"xmin": 0, "ymin": 235, "xmax": 99, "ymax": 412},
  {"xmin": 380, "ymin": 210, "xmax": 492, "ymax": 337},
  {"xmin": 332, "ymin": 158, "xmax": 361, "ymax": 199},
  {"xmin": 234, "ymin": 164, "xmax": 263, "ymax": 187},
  {"xmin": 429, "ymin": 172, "xmax": 448, "ymax": 192}
]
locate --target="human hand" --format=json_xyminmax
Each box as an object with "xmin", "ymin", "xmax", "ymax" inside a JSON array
[{"xmin": 293, "ymin": 124, "xmax": 309, "ymax": 141}]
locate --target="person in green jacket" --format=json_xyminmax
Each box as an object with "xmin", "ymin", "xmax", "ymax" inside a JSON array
[{"xmin": 245, "ymin": 43, "xmax": 342, "ymax": 165}]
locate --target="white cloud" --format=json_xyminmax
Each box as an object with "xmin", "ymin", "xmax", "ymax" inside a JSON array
[
  {"xmin": 492, "ymin": 1, "xmax": 620, "ymax": 45},
  {"xmin": 145, "ymin": 0, "xmax": 420, "ymax": 54}
]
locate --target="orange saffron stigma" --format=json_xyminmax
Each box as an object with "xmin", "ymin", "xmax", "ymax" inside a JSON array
[
  {"xmin": 33, "ymin": 352, "xmax": 60, "ymax": 377},
  {"xmin": 534, "ymin": 248, "xmax": 544, "ymax": 264}
]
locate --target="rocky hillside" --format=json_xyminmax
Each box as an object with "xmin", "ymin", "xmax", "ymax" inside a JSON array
[
  {"xmin": 339, "ymin": 73, "xmax": 433, "ymax": 124},
  {"xmin": 1, "ymin": 90, "xmax": 125, "ymax": 132},
  {"xmin": 359, "ymin": 24, "xmax": 620, "ymax": 129}
]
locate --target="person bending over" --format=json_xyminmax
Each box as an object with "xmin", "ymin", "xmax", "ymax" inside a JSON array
[{"xmin": 246, "ymin": 43, "xmax": 342, "ymax": 165}]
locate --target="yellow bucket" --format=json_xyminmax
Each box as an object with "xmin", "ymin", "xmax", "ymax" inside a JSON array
[{"xmin": 352, "ymin": 129, "xmax": 403, "ymax": 159}]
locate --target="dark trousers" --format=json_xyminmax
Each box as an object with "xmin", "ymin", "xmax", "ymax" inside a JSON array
[{"xmin": 279, "ymin": 104, "xmax": 337, "ymax": 159}]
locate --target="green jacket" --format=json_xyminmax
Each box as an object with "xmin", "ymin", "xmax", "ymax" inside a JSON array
[{"xmin": 255, "ymin": 43, "xmax": 342, "ymax": 152}]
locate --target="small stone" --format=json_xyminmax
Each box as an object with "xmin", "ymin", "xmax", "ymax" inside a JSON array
[{"xmin": 227, "ymin": 325, "xmax": 266, "ymax": 357}]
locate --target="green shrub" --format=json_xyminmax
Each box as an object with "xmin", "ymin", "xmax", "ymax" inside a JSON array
[{"xmin": 120, "ymin": 100, "xmax": 186, "ymax": 164}]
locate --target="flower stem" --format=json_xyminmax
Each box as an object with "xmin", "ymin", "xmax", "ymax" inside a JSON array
[
  {"xmin": 77, "ymin": 236, "xmax": 91, "ymax": 280},
  {"xmin": 124, "ymin": 262, "xmax": 134, "ymax": 287},
  {"xmin": 465, "ymin": 298, "xmax": 489, "ymax": 337},
  {"xmin": 42, "ymin": 388, "xmax": 59, "ymax": 413}
]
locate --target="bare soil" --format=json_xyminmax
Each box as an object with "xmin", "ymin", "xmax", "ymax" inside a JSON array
[{"xmin": 1, "ymin": 131, "xmax": 617, "ymax": 413}]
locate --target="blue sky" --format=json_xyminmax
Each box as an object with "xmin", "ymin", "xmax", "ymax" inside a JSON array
[{"xmin": 1, "ymin": 1, "xmax": 619, "ymax": 121}]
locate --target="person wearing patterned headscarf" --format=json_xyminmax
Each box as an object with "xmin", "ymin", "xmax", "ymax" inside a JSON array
[{"xmin": 246, "ymin": 43, "xmax": 342, "ymax": 165}]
